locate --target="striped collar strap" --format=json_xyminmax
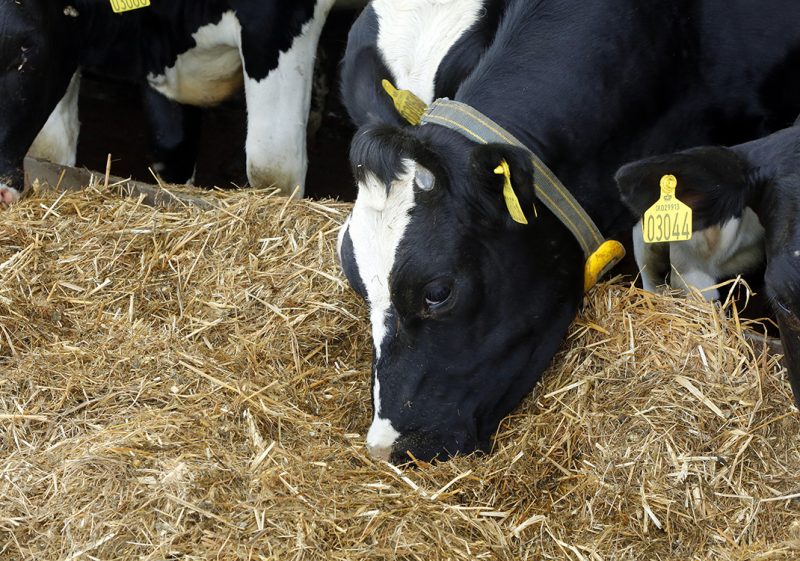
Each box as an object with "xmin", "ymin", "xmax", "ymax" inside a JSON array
[{"xmin": 419, "ymin": 98, "xmax": 625, "ymax": 291}]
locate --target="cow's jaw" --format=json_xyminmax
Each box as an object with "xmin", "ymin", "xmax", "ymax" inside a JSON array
[{"xmin": 347, "ymin": 161, "xmax": 418, "ymax": 460}]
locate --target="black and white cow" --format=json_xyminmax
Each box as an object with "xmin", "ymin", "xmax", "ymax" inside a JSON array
[
  {"xmin": 338, "ymin": 0, "xmax": 800, "ymax": 463},
  {"xmin": 0, "ymin": 0, "xmax": 339, "ymax": 204},
  {"xmin": 615, "ymin": 118, "xmax": 800, "ymax": 406}
]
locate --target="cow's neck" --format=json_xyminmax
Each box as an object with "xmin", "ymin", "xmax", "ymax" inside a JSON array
[{"xmin": 454, "ymin": 0, "xmax": 691, "ymax": 239}]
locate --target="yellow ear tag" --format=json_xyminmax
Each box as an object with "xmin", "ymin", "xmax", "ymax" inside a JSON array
[
  {"xmin": 381, "ymin": 80, "xmax": 427, "ymax": 126},
  {"xmin": 584, "ymin": 239, "xmax": 626, "ymax": 292},
  {"xmin": 642, "ymin": 174, "xmax": 692, "ymax": 243},
  {"xmin": 494, "ymin": 160, "xmax": 529, "ymax": 225},
  {"xmin": 109, "ymin": 0, "xmax": 150, "ymax": 13}
]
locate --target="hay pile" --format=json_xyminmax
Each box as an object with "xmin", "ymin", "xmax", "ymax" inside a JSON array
[{"xmin": 1, "ymin": 181, "xmax": 799, "ymax": 560}]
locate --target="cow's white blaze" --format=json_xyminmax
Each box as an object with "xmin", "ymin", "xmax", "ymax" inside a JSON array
[
  {"xmin": 632, "ymin": 220, "xmax": 664, "ymax": 292},
  {"xmin": 242, "ymin": 0, "xmax": 334, "ymax": 196},
  {"xmin": 29, "ymin": 71, "xmax": 81, "ymax": 167},
  {"xmin": 148, "ymin": 11, "xmax": 243, "ymax": 107},
  {"xmin": 349, "ymin": 159, "xmax": 418, "ymax": 452},
  {"xmin": 373, "ymin": 0, "xmax": 486, "ymax": 103},
  {"xmin": 365, "ymin": 377, "xmax": 401, "ymax": 456}
]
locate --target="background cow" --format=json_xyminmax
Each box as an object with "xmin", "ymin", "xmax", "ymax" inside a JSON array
[
  {"xmin": 338, "ymin": 0, "xmax": 800, "ymax": 463},
  {"xmin": 0, "ymin": 0, "xmax": 340, "ymax": 204},
  {"xmin": 615, "ymin": 118, "xmax": 800, "ymax": 406}
]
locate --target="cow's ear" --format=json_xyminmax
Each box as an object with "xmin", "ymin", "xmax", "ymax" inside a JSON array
[
  {"xmin": 470, "ymin": 144, "xmax": 537, "ymax": 225},
  {"xmin": 340, "ymin": 49, "xmax": 408, "ymax": 128},
  {"xmin": 615, "ymin": 146, "xmax": 752, "ymax": 230}
]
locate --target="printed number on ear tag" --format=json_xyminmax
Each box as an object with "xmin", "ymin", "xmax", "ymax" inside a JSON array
[
  {"xmin": 109, "ymin": 0, "xmax": 150, "ymax": 13},
  {"xmin": 642, "ymin": 175, "xmax": 692, "ymax": 243}
]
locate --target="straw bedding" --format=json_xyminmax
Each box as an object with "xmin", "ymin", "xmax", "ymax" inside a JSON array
[{"xmin": 1, "ymin": 180, "xmax": 798, "ymax": 560}]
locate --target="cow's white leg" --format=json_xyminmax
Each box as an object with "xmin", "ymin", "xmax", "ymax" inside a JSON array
[
  {"xmin": 671, "ymin": 268, "xmax": 719, "ymax": 300},
  {"xmin": 632, "ymin": 221, "xmax": 669, "ymax": 292},
  {"xmin": 242, "ymin": 1, "xmax": 333, "ymax": 197},
  {"xmin": 668, "ymin": 235, "xmax": 718, "ymax": 300},
  {"xmin": 28, "ymin": 71, "xmax": 81, "ymax": 167}
]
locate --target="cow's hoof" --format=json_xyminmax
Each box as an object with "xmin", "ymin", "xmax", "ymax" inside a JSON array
[
  {"xmin": 247, "ymin": 165, "xmax": 306, "ymax": 199},
  {"xmin": 0, "ymin": 184, "xmax": 21, "ymax": 205}
]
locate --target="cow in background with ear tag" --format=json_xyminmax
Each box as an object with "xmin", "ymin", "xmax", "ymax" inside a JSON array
[{"xmin": 615, "ymin": 117, "xmax": 800, "ymax": 407}]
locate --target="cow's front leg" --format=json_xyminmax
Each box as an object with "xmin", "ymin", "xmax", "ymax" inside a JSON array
[
  {"xmin": 28, "ymin": 70, "xmax": 81, "ymax": 168},
  {"xmin": 142, "ymin": 86, "xmax": 202, "ymax": 184},
  {"xmin": 238, "ymin": 0, "xmax": 334, "ymax": 197},
  {"xmin": 0, "ymin": 1, "xmax": 77, "ymax": 203},
  {"xmin": 632, "ymin": 220, "xmax": 670, "ymax": 292}
]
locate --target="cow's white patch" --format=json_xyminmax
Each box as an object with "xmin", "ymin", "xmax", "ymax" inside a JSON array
[
  {"xmin": 632, "ymin": 220, "xmax": 665, "ymax": 292},
  {"xmin": 147, "ymin": 11, "xmax": 243, "ymax": 106},
  {"xmin": 349, "ymin": 162, "xmax": 416, "ymax": 356},
  {"xmin": 365, "ymin": 377, "xmax": 401, "ymax": 460},
  {"xmin": 634, "ymin": 208, "xmax": 765, "ymax": 300},
  {"xmin": 349, "ymin": 159, "xmax": 417, "ymax": 455},
  {"xmin": 243, "ymin": 0, "xmax": 334, "ymax": 196},
  {"xmin": 0, "ymin": 184, "xmax": 21, "ymax": 205},
  {"xmin": 29, "ymin": 71, "xmax": 81, "ymax": 166},
  {"xmin": 373, "ymin": 0, "xmax": 486, "ymax": 103}
]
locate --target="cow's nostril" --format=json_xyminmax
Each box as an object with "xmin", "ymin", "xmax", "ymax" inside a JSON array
[{"xmin": 365, "ymin": 442, "xmax": 392, "ymax": 462}]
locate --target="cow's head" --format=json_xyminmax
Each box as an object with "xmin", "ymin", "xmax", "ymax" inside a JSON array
[{"xmin": 338, "ymin": 124, "xmax": 584, "ymax": 463}]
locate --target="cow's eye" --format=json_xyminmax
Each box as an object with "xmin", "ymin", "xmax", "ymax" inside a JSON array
[{"xmin": 424, "ymin": 280, "xmax": 453, "ymax": 311}]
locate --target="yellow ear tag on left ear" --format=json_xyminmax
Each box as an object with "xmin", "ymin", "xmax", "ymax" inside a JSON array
[
  {"xmin": 642, "ymin": 174, "xmax": 692, "ymax": 243},
  {"xmin": 381, "ymin": 80, "xmax": 427, "ymax": 126},
  {"xmin": 494, "ymin": 160, "xmax": 529, "ymax": 225}
]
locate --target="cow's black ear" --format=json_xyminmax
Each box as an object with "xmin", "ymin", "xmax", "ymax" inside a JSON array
[
  {"xmin": 614, "ymin": 146, "xmax": 752, "ymax": 230},
  {"xmin": 340, "ymin": 47, "xmax": 406, "ymax": 128},
  {"xmin": 470, "ymin": 143, "xmax": 537, "ymax": 225}
]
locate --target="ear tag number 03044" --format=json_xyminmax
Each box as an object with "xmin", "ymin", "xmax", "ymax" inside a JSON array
[
  {"xmin": 642, "ymin": 175, "xmax": 692, "ymax": 244},
  {"xmin": 109, "ymin": 0, "xmax": 150, "ymax": 13}
]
